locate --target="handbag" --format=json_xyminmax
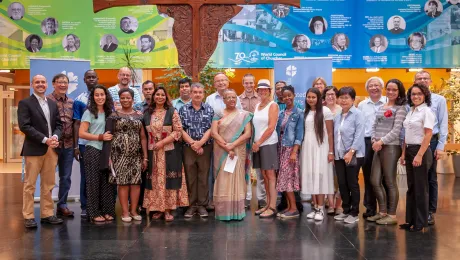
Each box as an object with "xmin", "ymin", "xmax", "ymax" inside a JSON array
[{"xmin": 341, "ymin": 138, "xmax": 357, "ymax": 167}]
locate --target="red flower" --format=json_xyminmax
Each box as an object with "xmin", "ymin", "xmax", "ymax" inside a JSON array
[
  {"xmin": 384, "ymin": 109, "xmax": 393, "ymax": 118},
  {"xmin": 161, "ymin": 132, "xmax": 168, "ymax": 139}
]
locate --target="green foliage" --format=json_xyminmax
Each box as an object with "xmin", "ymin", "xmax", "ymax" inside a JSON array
[
  {"xmin": 155, "ymin": 61, "xmax": 225, "ymax": 99},
  {"xmin": 119, "ymin": 40, "xmax": 142, "ymax": 86},
  {"xmin": 437, "ymin": 75, "xmax": 460, "ymax": 144}
]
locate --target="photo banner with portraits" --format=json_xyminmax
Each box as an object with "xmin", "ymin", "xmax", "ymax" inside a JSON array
[{"xmin": 1, "ymin": 0, "xmax": 460, "ymax": 69}]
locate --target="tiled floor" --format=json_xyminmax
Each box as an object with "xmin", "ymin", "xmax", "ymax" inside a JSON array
[{"xmin": 0, "ymin": 169, "xmax": 459, "ymax": 259}]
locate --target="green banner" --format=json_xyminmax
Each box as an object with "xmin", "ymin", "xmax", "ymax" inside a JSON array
[{"xmin": 0, "ymin": 0, "xmax": 178, "ymax": 69}]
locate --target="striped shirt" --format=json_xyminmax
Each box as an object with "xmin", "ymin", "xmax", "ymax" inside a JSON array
[{"xmin": 371, "ymin": 105, "xmax": 407, "ymax": 145}]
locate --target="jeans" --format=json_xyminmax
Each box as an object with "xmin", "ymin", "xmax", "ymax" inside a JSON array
[
  {"xmin": 428, "ymin": 136, "xmax": 438, "ymax": 213},
  {"xmin": 370, "ymin": 145, "xmax": 401, "ymax": 215},
  {"xmin": 335, "ymin": 158, "xmax": 364, "ymax": 217},
  {"xmin": 56, "ymin": 147, "xmax": 74, "ymax": 209},
  {"xmin": 79, "ymin": 145, "xmax": 87, "ymax": 210},
  {"xmin": 362, "ymin": 138, "xmax": 377, "ymax": 213}
]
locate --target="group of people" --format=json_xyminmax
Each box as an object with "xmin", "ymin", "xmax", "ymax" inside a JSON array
[{"xmin": 19, "ymin": 68, "xmax": 447, "ymax": 232}]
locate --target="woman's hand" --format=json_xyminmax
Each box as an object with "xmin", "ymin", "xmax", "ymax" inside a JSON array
[
  {"xmin": 412, "ymin": 154, "xmax": 423, "ymax": 167},
  {"xmin": 328, "ymin": 154, "xmax": 334, "ymax": 163},
  {"xmin": 399, "ymin": 155, "xmax": 405, "ymax": 165},
  {"xmin": 229, "ymin": 150, "xmax": 236, "ymax": 160},
  {"xmin": 225, "ymin": 142, "xmax": 235, "ymax": 152},
  {"xmin": 343, "ymin": 151, "xmax": 353, "ymax": 165},
  {"xmin": 153, "ymin": 140, "xmax": 164, "ymax": 151},
  {"xmin": 372, "ymin": 140, "xmax": 383, "ymax": 152},
  {"xmin": 141, "ymin": 159, "xmax": 147, "ymax": 171},
  {"xmin": 102, "ymin": 131, "xmax": 113, "ymax": 141},
  {"xmin": 289, "ymin": 151, "xmax": 297, "ymax": 164},
  {"xmin": 252, "ymin": 142, "xmax": 260, "ymax": 153}
]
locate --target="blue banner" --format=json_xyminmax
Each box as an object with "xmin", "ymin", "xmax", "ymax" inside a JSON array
[{"xmin": 274, "ymin": 57, "xmax": 333, "ymax": 110}]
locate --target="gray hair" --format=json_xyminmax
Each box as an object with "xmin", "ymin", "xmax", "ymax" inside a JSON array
[
  {"xmin": 223, "ymin": 88, "xmax": 237, "ymax": 98},
  {"xmin": 191, "ymin": 82, "xmax": 205, "ymax": 90},
  {"xmin": 364, "ymin": 76, "xmax": 384, "ymax": 91},
  {"xmin": 414, "ymin": 70, "xmax": 431, "ymax": 81}
]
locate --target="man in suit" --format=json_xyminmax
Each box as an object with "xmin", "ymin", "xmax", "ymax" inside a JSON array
[
  {"xmin": 44, "ymin": 18, "xmax": 57, "ymax": 36},
  {"xmin": 18, "ymin": 74, "xmax": 64, "ymax": 228},
  {"xmin": 389, "ymin": 16, "xmax": 404, "ymax": 34},
  {"xmin": 426, "ymin": 1, "xmax": 442, "ymax": 18},
  {"xmin": 370, "ymin": 36, "xmax": 386, "ymax": 53},
  {"xmin": 103, "ymin": 35, "xmax": 118, "ymax": 52}
]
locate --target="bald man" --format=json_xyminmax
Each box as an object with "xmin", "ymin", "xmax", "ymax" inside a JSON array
[{"xmin": 108, "ymin": 67, "xmax": 142, "ymax": 110}]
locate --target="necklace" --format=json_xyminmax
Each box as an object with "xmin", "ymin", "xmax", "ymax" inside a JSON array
[{"xmin": 153, "ymin": 108, "xmax": 165, "ymax": 122}]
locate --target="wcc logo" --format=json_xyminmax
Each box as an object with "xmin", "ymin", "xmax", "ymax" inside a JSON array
[
  {"xmin": 286, "ymin": 65, "xmax": 297, "ymax": 77},
  {"xmin": 230, "ymin": 50, "xmax": 259, "ymax": 65},
  {"xmin": 62, "ymin": 71, "xmax": 79, "ymax": 94}
]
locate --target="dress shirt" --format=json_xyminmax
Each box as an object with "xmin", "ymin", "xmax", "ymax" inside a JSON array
[
  {"xmin": 172, "ymin": 97, "xmax": 191, "ymax": 111},
  {"xmin": 73, "ymin": 91, "xmax": 90, "ymax": 145},
  {"xmin": 33, "ymin": 93, "xmax": 54, "ymax": 143},
  {"xmin": 179, "ymin": 102, "xmax": 214, "ymax": 146},
  {"xmin": 430, "ymin": 93, "xmax": 448, "ymax": 151},
  {"xmin": 133, "ymin": 100, "xmax": 149, "ymax": 112},
  {"xmin": 333, "ymin": 106, "xmax": 365, "ymax": 160},
  {"xmin": 403, "ymin": 103, "xmax": 435, "ymax": 145},
  {"xmin": 47, "ymin": 92, "xmax": 74, "ymax": 149},
  {"xmin": 108, "ymin": 85, "xmax": 142, "ymax": 104},
  {"xmin": 205, "ymin": 91, "xmax": 242, "ymax": 115},
  {"xmin": 239, "ymin": 91, "xmax": 260, "ymax": 113},
  {"xmin": 358, "ymin": 96, "xmax": 387, "ymax": 137}
]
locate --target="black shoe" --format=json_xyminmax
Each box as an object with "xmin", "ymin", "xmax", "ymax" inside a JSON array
[
  {"xmin": 409, "ymin": 226, "xmax": 424, "ymax": 232},
  {"xmin": 363, "ymin": 210, "xmax": 376, "ymax": 218},
  {"xmin": 24, "ymin": 219, "xmax": 37, "ymax": 228},
  {"xmin": 399, "ymin": 223, "xmax": 412, "ymax": 230},
  {"xmin": 428, "ymin": 212, "xmax": 435, "ymax": 225},
  {"xmin": 40, "ymin": 216, "xmax": 64, "ymax": 225}
]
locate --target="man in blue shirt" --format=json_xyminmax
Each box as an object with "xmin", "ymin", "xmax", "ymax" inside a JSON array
[
  {"xmin": 172, "ymin": 77, "xmax": 192, "ymax": 110},
  {"xmin": 133, "ymin": 80, "xmax": 155, "ymax": 112},
  {"xmin": 72, "ymin": 70, "xmax": 98, "ymax": 217},
  {"xmin": 179, "ymin": 82, "xmax": 214, "ymax": 218},
  {"xmin": 414, "ymin": 70, "xmax": 448, "ymax": 225}
]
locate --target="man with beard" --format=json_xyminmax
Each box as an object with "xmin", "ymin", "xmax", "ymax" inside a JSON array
[
  {"xmin": 108, "ymin": 67, "xmax": 142, "ymax": 110},
  {"xmin": 9, "ymin": 2, "xmax": 24, "ymax": 20},
  {"xmin": 73, "ymin": 70, "xmax": 98, "ymax": 217},
  {"xmin": 173, "ymin": 78, "xmax": 192, "ymax": 110}
]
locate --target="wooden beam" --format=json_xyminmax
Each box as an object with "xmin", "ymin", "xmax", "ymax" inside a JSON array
[{"xmin": 94, "ymin": 0, "xmax": 300, "ymax": 13}]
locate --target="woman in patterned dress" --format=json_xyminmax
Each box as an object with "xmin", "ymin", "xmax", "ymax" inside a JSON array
[
  {"xmin": 275, "ymin": 86, "xmax": 304, "ymax": 219},
  {"xmin": 142, "ymin": 86, "xmax": 189, "ymax": 222},
  {"xmin": 109, "ymin": 89, "xmax": 148, "ymax": 222}
]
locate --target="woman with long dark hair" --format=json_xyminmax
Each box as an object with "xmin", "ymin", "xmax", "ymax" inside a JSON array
[
  {"xmin": 399, "ymin": 84, "xmax": 434, "ymax": 232},
  {"xmin": 142, "ymin": 86, "xmax": 189, "ymax": 222},
  {"xmin": 368, "ymin": 79, "xmax": 407, "ymax": 225},
  {"xmin": 300, "ymin": 88, "xmax": 334, "ymax": 221},
  {"xmin": 79, "ymin": 85, "xmax": 115, "ymax": 222}
]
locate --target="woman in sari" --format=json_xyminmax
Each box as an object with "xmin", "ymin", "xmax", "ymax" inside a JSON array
[
  {"xmin": 211, "ymin": 89, "xmax": 253, "ymax": 221},
  {"xmin": 142, "ymin": 86, "xmax": 189, "ymax": 222}
]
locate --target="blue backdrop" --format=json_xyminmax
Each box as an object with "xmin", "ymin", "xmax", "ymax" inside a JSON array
[{"xmin": 274, "ymin": 58, "xmax": 333, "ymax": 110}]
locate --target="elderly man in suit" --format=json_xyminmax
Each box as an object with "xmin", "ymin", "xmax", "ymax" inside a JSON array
[{"xmin": 18, "ymin": 74, "xmax": 64, "ymax": 228}]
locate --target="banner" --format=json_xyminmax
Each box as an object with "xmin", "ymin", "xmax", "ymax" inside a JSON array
[
  {"xmin": 1, "ymin": 0, "xmax": 460, "ymax": 69},
  {"xmin": 29, "ymin": 58, "xmax": 90, "ymax": 200},
  {"xmin": 274, "ymin": 57, "xmax": 333, "ymax": 110}
]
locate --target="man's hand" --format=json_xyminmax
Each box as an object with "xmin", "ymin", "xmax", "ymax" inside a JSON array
[
  {"xmin": 435, "ymin": 149, "xmax": 443, "ymax": 160},
  {"xmin": 74, "ymin": 148, "xmax": 80, "ymax": 161}
]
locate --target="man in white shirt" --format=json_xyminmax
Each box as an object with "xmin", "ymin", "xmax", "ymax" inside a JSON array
[
  {"xmin": 358, "ymin": 76, "xmax": 387, "ymax": 219},
  {"xmin": 108, "ymin": 67, "xmax": 142, "ymax": 110}
]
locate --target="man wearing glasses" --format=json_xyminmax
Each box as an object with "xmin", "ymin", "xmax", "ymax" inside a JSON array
[
  {"xmin": 413, "ymin": 70, "xmax": 448, "ymax": 226},
  {"xmin": 46, "ymin": 73, "xmax": 75, "ymax": 217},
  {"xmin": 108, "ymin": 67, "xmax": 142, "ymax": 110}
]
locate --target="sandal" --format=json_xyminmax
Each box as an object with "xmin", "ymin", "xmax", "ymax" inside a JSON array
[
  {"xmin": 255, "ymin": 207, "xmax": 268, "ymax": 216},
  {"xmin": 260, "ymin": 207, "xmax": 277, "ymax": 218},
  {"xmin": 130, "ymin": 213, "xmax": 142, "ymax": 221},
  {"xmin": 104, "ymin": 215, "xmax": 114, "ymax": 221},
  {"xmin": 121, "ymin": 215, "xmax": 132, "ymax": 223},
  {"xmin": 93, "ymin": 216, "xmax": 106, "ymax": 222},
  {"xmin": 151, "ymin": 212, "xmax": 163, "ymax": 220},
  {"xmin": 165, "ymin": 213, "xmax": 174, "ymax": 222}
]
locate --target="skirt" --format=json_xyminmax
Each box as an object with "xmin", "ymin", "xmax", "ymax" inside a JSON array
[{"xmin": 253, "ymin": 143, "xmax": 279, "ymax": 170}]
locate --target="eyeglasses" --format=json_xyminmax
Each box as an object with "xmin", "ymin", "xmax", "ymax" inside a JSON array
[
  {"xmin": 225, "ymin": 97, "xmax": 237, "ymax": 100},
  {"xmin": 215, "ymin": 79, "xmax": 228, "ymax": 83},
  {"xmin": 368, "ymin": 84, "xmax": 381, "ymax": 88},
  {"xmin": 120, "ymin": 74, "xmax": 131, "ymax": 77},
  {"xmin": 55, "ymin": 81, "xmax": 69, "ymax": 85},
  {"xmin": 297, "ymin": 40, "xmax": 308, "ymax": 43}
]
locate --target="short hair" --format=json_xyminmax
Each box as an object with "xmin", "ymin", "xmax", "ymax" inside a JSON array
[
  {"xmin": 223, "ymin": 88, "xmax": 237, "ymax": 98},
  {"xmin": 365, "ymin": 76, "xmax": 384, "ymax": 91},
  {"xmin": 142, "ymin": 80, "xmax": 155, "ymax": 88},
  {"xmin": 29, "ymin": 35, "xmax": 40, "ymax": 43},
  {"xmin": 214, "ymin": 72, "xmax": 229, "ymax": 81},
  {"xmin": 275, "ymin": 80, "xmax": 287, "ymax": 86},
  {"xmin": 118, "ymin": 88, "xmax": 134, "ymax": 98},
  {"xmin": 337, "ymin": 86, "xmax": 356, "ymax": 100},
  {"xmin": 66, "ymin": 34, "xmax": 76, "ymax": 40},
  {"xmin": 386, "ymin": 79, "xmax": 407, "ymax": 106},
  {"xmin": 141, "ymin": 35, "xmax": 152, "ymax": 42},
  {"xmin": 281, "ymin": 85, "xmax": 295, "ymax": 95},
  {"xmin": 393, "ymin": 16, "xmax": 401, "ymax": 21},
  {"xmin": 322, "ymin": 85, "xmax": 339, "ymax": 100},
  {"xmin": 409, "ymin": 32, "xmax": 425, "ymax": 46},
  {"xmin": 84, "ymin": 70, "xmax": 97, "ymax": 77},
  {"xmin": 178, "ymin": 77, "xmax": 192, "ymax": 88},
  {"xmin": 407, "ymin": 84, "xmax": 432, "ymax": 107},
  {"xmin": 414, "ymin": 70, "xmax": 431, "ymax": 81},
  {"xmin": 191, "ymin": 82, "xmax": 205, "ymax": 89},
  {"xmin": 292, "ymin": 34, "xmax": 308, "ymax": 48},
  {"xmin": 428, "ymin": 0, "xmax": 438, "ymax": 7},
  {"xmin": 312, "ymin": 77, "xmax": 327, "ymax": 89},
  {"xmin": 52, "ymin": 73, "xmax": 69, "ymax": 83},
  {"xmin": 121, "ymin": 17, "xmax": 130, "ymax": 22},
  {"xmin": 242, "ymin": 73, "xmax": 255, "ymax": 83},
  {"xmin": 46, "ymin": 17, "xmax": 56, "ymax": 24}
]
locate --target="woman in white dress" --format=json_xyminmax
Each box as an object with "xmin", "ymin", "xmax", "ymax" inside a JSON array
[{"xmin": 300, "ymin": 88, "xmax": 335, "ymax": 221}]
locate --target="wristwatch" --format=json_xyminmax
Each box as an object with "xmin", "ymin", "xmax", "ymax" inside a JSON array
[{"xmin": 350, "ymin": 149, "xmax": 355, "ymax": 154}]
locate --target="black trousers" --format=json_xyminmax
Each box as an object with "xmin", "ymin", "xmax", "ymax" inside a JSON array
[
  {"xmin": 335, "ymin": 158, "xmax": 364, "ymax": 217},
  {"xmin": 363, "ymin": 137, "xmax": 377, "ymax": 213},
  {"xmin": 428, "ymin": 135, "xmax": 438, "ymax": 213},
  {"xmin": 138, "ymin": 170, "xmax": 147, "ymax": 208},
  {"xmin": 405, "ymin": 145, "xmax": 432, "ymax": 228}
]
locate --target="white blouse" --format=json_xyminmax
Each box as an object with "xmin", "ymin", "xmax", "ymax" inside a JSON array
[{"xmin": 403, "ymin": 103, "xmax": 435, "ymax": 145}]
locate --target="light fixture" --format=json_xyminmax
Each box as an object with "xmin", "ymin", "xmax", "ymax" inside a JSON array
[
  {"xmin": 450, "ymin": 68, "xmax": 460, "ymax": 72},
  {"xmin": 332, "ymin": 68, "xmax": 336, "ymax": 72},
  {"xmin": 408, "ymin": 68, "xmax": 423, "ymax": 72},
  {"xmin": 366, "ymin": 68, "xmax": 380, "ymax": 73},
  {"xmin": 0, "ymin": 70, "xmax": 11, "ymax": 73}
]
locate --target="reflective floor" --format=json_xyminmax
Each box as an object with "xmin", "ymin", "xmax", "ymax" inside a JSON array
[{"xmin": 0, "ymin": 171, "xmax": 459, "ymax": 260}]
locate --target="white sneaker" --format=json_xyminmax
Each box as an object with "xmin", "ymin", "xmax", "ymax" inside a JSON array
[
  {"xmin": 306, "ymin": 210, "xmax": 317, "ymax": 219},
  {"xmin": 334, "ymin": 213, "xmax": 348, "ymax": 221},
  {"xmin": 344, "ymin": 215, "xmax": 359, "ymax": 224},
  {"xmin": 314, "ymin": 210, "xmax": 324, "ymax": 221}
]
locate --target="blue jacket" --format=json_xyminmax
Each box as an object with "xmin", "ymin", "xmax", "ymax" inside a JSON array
[{"xmin": 276, "ymin": 107, "xmax": 304, "ymax": 147}]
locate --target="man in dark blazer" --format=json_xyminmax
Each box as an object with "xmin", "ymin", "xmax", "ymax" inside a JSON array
[
  {"xmin": 102, "ymin": 35, "xmax": 118, "ymax": 52},
  {"xmin": 18, "ymin": 74, "xmax": 64, "ymax": 228}
]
